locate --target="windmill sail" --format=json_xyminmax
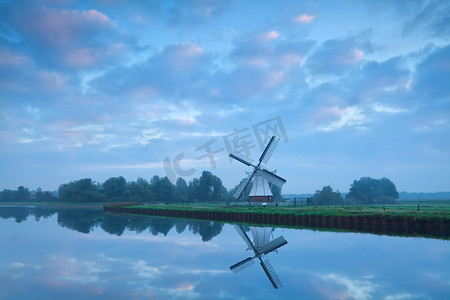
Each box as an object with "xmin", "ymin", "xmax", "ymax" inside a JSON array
[
  {"xmin": 261, "ymin": 236, "xmax": 288, "ymax": 254},
  {"xmin": 260, "ymin": 258, "xmax": 282, "ymax": 289},
  {"xmin": 233, "ymin": 171, "xmax": 256, "ymax": 200},
  {"xmin": 259, "ymin": 136, "xmax": 279, "ymax": 166},
  {"xmin": 230, "ymin": 257, "xmax": 255, "ymax": 274},
  {"xmin": 260, "ymin": 169, "xmax": 286, "ymax": 188},
  {"xmin": 230, "ymin": 152, "xmax": 254, "ymax": 166},
  {"xmin": 234, "ymin": 225, "xmax": 256, "ymax": 251}
]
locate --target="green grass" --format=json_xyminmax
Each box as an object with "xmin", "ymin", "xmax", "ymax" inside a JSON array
[{"xmin": 120, "ymin": 201, "xmax": 450, "ymax": 222}]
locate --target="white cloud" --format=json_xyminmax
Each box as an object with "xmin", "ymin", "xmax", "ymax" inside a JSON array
[
  {"xmin": 294, "ymin": 14, "xmax": 317, "ymax": 24},
  {"xmin": 135, "ymin": 128, "xmax": 163, "ymax": 145},
  {"xmin": 262, "ymin": 30, "xmax": 280, "ymax": 40},
  {"xmin": 81, "ymin": 162, "xmax": 162, "ymax": 170},
  {"xmin": 318, "ymin": 106, "xmax": 368, "ymax": 131},
  {"xmin": 49, "ymin": 256, "xmax": 109, "ymax": 284},
  {"xmin": 323, "ymin": 273, "xmax": 377, "ymax": 300},
  {"xmin": 17, "ymin": 136, "xmax": 49, "ymax": 144},
  {"xmin": 9, "ymin": 262, "xmax": 42, "ymax": 270},
  {"xmin": 384, "ymin": 293, "xmax": 419, "ymax": 300},
  {"xmin": 373, "ymin": 103, "xmax": 410, "ymax": 114},
  {"xmin": 132, "ymin": 260, "xmax": 161, "ymax": 279},
  {"xmin": 178, "ymin": 268, "xmax": 228, "ymax": 275}
]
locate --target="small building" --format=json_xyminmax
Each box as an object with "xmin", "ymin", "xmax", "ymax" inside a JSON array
[{"xmin": 248, "ymin": 172, "xmax": 274, "ymax": 202}]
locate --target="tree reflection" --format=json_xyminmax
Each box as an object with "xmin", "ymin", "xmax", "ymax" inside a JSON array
[
  {"xmin": 0, "ymin": 206, "xmax": 224, "ymax": 241},
  {"xmin": 189, "ymin": 221, "xmax": 224, "ymax": 241},
  {"xmin": 0, "ymin": 206, "xmax": 58, "ymax": 223},
  {"xmin": 57, "ymin": 209, "xmax": 103, "ymax": 234},
  {"xmin": 101, "ymin": 214, "xmax": 129, "ymax": 236}
]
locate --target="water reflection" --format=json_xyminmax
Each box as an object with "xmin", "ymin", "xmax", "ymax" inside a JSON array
[
  {"xmin": 231, "ymin": 225, "xmax": 287, "ymax": 289},
  {"xmin": 1, "ymin": 205, "xmax": 449, "ymax": 300},
  {"xmin": 0, "ymin": 205, "xmax": 224, "ymax": 241}
]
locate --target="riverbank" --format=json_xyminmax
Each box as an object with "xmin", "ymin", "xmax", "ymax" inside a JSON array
[
  {"xmin": 0, "ymin": 202, "xmax": 104, "ymax": 209},
  {"xmin": 104, "ymin": 203, "xmax": 450, "ymax": 239}
]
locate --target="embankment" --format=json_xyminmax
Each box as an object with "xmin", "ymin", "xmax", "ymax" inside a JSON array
[{"xmin": 104, "ymin": 204, "xmax": 449, "ymax": 239}]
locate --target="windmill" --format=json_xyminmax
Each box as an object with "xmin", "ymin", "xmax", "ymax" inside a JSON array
[
  {"xmin": 230, "ymin": 225, "xmax": 288, "ymax": 289},
  {"xmin": 230, "ymin": 136, "xmax": 286, "ymax": 202}
]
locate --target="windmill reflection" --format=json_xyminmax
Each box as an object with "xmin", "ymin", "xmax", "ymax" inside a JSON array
[{"xmin": 230, "ymin": 225, "xmax": 287, "ymax": 289}]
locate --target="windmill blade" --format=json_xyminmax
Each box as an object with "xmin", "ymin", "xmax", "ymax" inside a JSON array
[
  {"xmin": 229, "ymin": 152, "xmax": 254, "ymax": 166},
  {"xmin": 230, "ymin": 257, "xmax": 255, "ymax": 274},
  {"xmin": 260, "ymin": 169, "xmax": 286, "ymax": 188},
  {"xmin": 233, "ymin": 171, "xmax": 256, "ymax": 200},
  {"xmin": 260, "ymin": 258, "xmax": 282, "ymax": 289},
  {"xmin": 261, "ymin": 236, "xmax": 287, "ymax": 254},
  {"xmin": 258, "ymin": 136, "xmax": 279, "ymax": 166},
  {"xmin": 234, "ymin": 225, "xmax": 257, "ymax": 253}
]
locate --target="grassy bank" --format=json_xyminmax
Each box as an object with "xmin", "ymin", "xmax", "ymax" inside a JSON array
[
  {"xmin": 104, "ymin": 202, "xmax": 449, "ymax": 239},
  {"xmin": 110, "ymin": 201, "xmax": 450, "ymax": 222}
]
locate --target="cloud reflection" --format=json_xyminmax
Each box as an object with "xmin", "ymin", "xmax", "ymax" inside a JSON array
[
  {"xmin": 0, "ymin": 206, "xmax": 449, "ymax": 300},
  {"xmin": 322, "ymin": 273, "xmax": 376, "ymax": 300}
]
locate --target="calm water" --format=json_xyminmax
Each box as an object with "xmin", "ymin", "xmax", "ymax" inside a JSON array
[{"xmin": 0, "ymin": 206, "xmax": 449, "ymax": 300}]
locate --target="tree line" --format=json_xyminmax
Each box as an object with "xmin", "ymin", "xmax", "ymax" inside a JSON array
[
  {"xmin": 0, "ymin": 171, "xmax": 234, "ymax": 204},
  {"xmin": 0, "ymin": 172, "xmax": 399, "ymax": 205},
  {"xmin": 309, "ymin": 177, "xmax": 399, "ymax": 206}
]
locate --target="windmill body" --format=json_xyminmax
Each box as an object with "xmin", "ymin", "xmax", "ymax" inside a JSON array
[
  {"xmin": 248, "ymin": 172, "xmax": 273, "ymax": 202},
  {"xmin": 250, "ymin": 226, "xmax": 273, "ymax": 250},
  {"xmin": 229, "ymin": 136, "xmax": 286, "ymax": 203}
]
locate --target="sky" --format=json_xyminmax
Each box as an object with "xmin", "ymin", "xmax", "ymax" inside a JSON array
[{"xmin": 0, "ymin": 0, "xmax": 449, "ymax": 194}]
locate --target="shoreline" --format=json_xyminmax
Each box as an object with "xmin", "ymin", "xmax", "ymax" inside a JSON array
[
  {"xmin": 104, "ymin": 204, "xmax": 450, "ymax": 239},
  {"xmin": 0, "ymin": 202, "xmax": 104, "ymax": 209}
]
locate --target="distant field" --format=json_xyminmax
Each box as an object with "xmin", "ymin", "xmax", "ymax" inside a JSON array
[
  {"xmin": 174, "ymin": 199, "xmax": 450, "ymax": 213},
  {"xmin": 364, "ymin": 200, "xmax": 450, "ymax": 212}
]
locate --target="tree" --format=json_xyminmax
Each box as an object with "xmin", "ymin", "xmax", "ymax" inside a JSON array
[
  {"xmin": 175, "ymin": 177, "xmax": 189, "ymax": 203},
  {"xmin": 58, "ymin": 178, "xmax": 103, "ymax": 203},
  {"xmin": 128, "ymin": 177, "xmax": 153, "ymax": 202},
  {"xmin": 310, "ymin": 186, "xmax": 343, "ymax": 206},
  {"xmin": 16, "ymin": 186, "xmax": 30, "ymax": 202},
  {"xmin": 346, "ymin": 177, "xmax": 398, "ymax": 205},
  {"xmin": 34, "ymin": 188, "xmax": 56, "ymax": 202},
  {"xmin": 0, "ymin": 189, "xmax": 16, "ymax": 202},
  {"xmin": 196, "ymin": 171, "xmax": 226, "ymax": 202},
  {"xmin": 159, "ymin": 176, "xmax": 175, "ymax": 203},
  {"xmin": 35, "ymin": 188, "xmax": 44, "ymax": 202},
  {"xmin": 150, "ymin": 175, "xmax": 175, "ymax": 203},
  {"xmin": 188, "ymin": 178, "xmax": 200, "ymax": 202},
  {"xmin": 102, "ymin": 176, "xmax": 127, "ymax": 201},
  {"xmin": 269, "ymin": 182, "xmax": 283, "ymax": 201}
]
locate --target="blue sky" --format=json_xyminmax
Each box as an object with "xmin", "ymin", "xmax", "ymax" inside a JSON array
[{"xmin": 0, "ymin": 0, "xmax": 449, "ymax": 194}]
